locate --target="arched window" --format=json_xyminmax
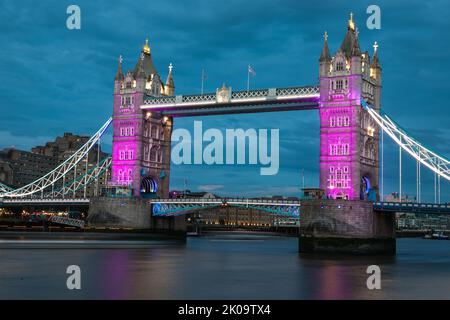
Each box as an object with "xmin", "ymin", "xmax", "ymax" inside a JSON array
[
  {"xmin": 151, "ymin": 125, "xmax": 157, "ymax": 138},
  {"xmin": 150, "ymin": 147, "xmax": 158, "ymax": 162}
]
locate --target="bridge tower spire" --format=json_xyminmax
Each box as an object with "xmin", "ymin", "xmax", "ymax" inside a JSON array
[
  {"xmin": 319, "ymin": 31, "xmax": 331, "ymax": 77},
  {"xmin": 318, "ymin": 14, "xmax": 382, "ymax": 201},
  {"xmin": 164, "ymin": 63, "xmax": 175, "ymax": 96},
  {"xmin": 110, "ymin": 38, "xmax": 173, "ymax": 197}
]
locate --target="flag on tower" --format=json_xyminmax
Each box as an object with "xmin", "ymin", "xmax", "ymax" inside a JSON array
[{"xmin": 247, "ymin": 65, "xmax": 256, "ymax": 91}]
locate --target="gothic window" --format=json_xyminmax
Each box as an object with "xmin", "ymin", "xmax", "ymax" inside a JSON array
[
  {"xmin": 151, "ymin": 125, "xmax": 157, "ymax": 138},
  {"xmin": 337, "ymin": 117, "xmax": 342, "ymax": 127},
  {"xmin": 328, "ymin": 165, "xmax": 351, "ymax": 190},
  {"xmin": 144, "ymin": 146, "xmax": 149, "ymax": 161},
  {"xmin": 343, "ymin": 144, "xmax": 349, "ymax": 155},
  {"xmin": 158, "ymin": 151, "xmax": 162, "ymax": 163},
  {"xmin": 120, "ymin": 95, "xmax": 134, "ymax": 108},
  {"xmin": 150, "ymin": 147, "xmax": 157, "ymax": 162},
  {"xmin": 336, "ymin": 80, "xmax": 343, "ymax": 90},
  {"xmin": 330, "ymin": 116, "xmax": 336, "ymax": 127},
  {"xmin": 330, "ymin": 143, "xmax": 349, "ymax": 156},
  {"xmin": 343, "ymin": 116, "xmax": 350, "ymax": 126},
  {"xmin": 336, "ymin": 61, "xmax": 344, "ymax": 71}
]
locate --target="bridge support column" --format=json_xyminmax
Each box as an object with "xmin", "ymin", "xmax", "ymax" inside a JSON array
[{"xmin": 299, "ymin": 199, "xmax": 395, "ymax": 255}]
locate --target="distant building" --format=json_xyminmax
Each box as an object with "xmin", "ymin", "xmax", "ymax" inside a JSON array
[
  {"xmin": 0, "ymin": 148, "xmax": 56, "ymax": 188},
  {"xmin": 189, "ymin": 206, "xmax": 276, "ymax": 228},
  {"xmin": 384, "ymin": 192, "xmax": 415, "ymax": 203},
  {"xmin": 302, "ymin": 188, "xmax": 325, "ymax": 200},
  {"xmin": 169, "ymin": 190, "xmax": 218, "ymax": 199},
  {"xmin": 396, "ymin": 212, "xmax": 450, "ymax": 231}
]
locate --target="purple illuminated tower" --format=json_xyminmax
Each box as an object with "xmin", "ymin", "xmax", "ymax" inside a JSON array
[
  {"xmin": 111, "ymin": 39, "xmax": 174, "ymax": 197},
  {"xmin": 319, "ymin": 14, "xmax": 382, "ymax": 201}
]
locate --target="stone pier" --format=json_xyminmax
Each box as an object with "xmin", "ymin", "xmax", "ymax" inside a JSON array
[
  {"xmin": 87, "ymin": 197, "xmax": 186, "ymax": 237},
  {"xmin": 299, "ymin": 199, "xmax": 395, "ymax": 255}
]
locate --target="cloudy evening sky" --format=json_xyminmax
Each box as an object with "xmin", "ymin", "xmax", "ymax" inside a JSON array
[{"xmin": 1, "ymin": 0, "xmax": 450, "ymax": 201}]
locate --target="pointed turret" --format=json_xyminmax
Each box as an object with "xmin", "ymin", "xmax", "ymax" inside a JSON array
[
  {"xmin": 340, "ymin": 13, "xmax": 360, "ymax": 59},
  {"xmin": 371, "ymin": 41, "xmax": 381, "ymax": 68},
  {"xmin": 319, "ymin": 31, "xmax": 331, "ymax": 77},
  {"xmin": 370, "ymin": 41, "xmax": 382, "ymax": 83},
  {"xmin": 135, "ymin": 53, "xmax": 146, "ymax": 80},
  {"xmin": 164, "ymin": 63, "xmax": 175, "ymax": 96},
  {"xmin": 319, "ymin": 31, "xmax": 331, "ymax": 62},
  {"xmin": 351, "ymin": 28, "xmax": 361, "ymax": 56},
  {"xmin": 133, "ymin": 38, "xmax": 158, "ymax": 79},
  {"xmin": 115, "ymin": 55, "xmax": 124, "ymax": 81}
]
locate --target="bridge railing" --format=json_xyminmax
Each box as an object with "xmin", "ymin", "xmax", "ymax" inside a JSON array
[
  {"xmin": 0, "ymin": 198, "xmax": 90, "ymax": 204},
  {"xmin": 143, "ymin": 86, "xmax": 319, "ymax": 106}
]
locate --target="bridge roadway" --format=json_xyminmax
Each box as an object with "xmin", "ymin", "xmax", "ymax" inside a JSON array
[
  {"xmin": 2, "ymin": 197, "xmax": 450, "ymax": 215},
  {"xmin": 0, "ymin": 198, "xmax": 90, "ymax": 206},
  {"xmin": 141, "ymin": 86, "xmax": 320, "ymax": 117}
]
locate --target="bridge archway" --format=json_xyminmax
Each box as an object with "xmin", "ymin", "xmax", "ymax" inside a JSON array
[{"xmin": 140, "ymin": 176, "xmax": 158, "ymax": 196}]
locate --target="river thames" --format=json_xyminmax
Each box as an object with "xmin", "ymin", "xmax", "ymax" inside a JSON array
[{"xmin": 1, "ymin": 235, "xmax": 450, "ymax": 299}]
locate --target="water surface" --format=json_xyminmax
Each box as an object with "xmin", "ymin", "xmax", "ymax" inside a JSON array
[{"xmin": 1, "ymin": 235, "xmax": 449, "ymax": 299}]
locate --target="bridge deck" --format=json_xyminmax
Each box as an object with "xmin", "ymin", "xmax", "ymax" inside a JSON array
[
  {"xmin": 0, "ymin": 198, "xmax": 90, "ymax": 206},
  {"xmin": 374, "ymin": 202, "xmax": 450, "ymax": 214},
  {"xmin": 141, "ymin": 86, "xmax": 319, "ymax": 117},
  {"xmin": 3, "ymin": 197, "xmax": 450, "ymax": 215}
]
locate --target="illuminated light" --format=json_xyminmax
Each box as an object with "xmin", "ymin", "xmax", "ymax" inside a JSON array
[
  {"xmin": 146, "ymin": 111, "xmax": 152, "ymax": 119},
  {"xmin": 348, "ymin": 12, "xmax": 355, "ymax": 30},
  {"xmin": 367, "ymin": 126, "xmax": 375, "ymax": 137},
  {"xmin": 133, "ymin": 80, "xmax": 137, "ymax": 88},
  {"xmin": 143, "ymin": 38, "xmax": 150, "ymax": 55}
]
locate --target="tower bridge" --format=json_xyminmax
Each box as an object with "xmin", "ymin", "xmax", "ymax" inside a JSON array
[{"xmin": 1, "ymin": 14, "xmax": 450, "ymax": 254}]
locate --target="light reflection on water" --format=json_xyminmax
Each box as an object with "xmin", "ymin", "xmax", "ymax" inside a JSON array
[{"xmin": 0, "ymin": 236, "xmax": 450, "ymax": 299}]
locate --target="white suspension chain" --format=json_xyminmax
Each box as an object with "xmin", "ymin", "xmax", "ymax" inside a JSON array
[
  {"xmin": 363, "ymin": 101, "xmax": 450, "ymax": 182},
  {"xmin": 2, "ymin": 118, "xmax": 112, "ymax": 198}
]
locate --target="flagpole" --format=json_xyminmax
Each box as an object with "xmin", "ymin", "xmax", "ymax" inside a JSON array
[
  {"xmin": 247, "ymin": 66, "xmax": 250, "ymax": 92},
  {"xmin": 201, "ymin": 69, "xmax": 204, "ymax": 95}
]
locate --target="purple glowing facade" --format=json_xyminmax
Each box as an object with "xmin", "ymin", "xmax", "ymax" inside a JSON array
[
  {"xmin": 319, "ymin": 16, "xmax": 382, "ymax": 200},
  {"xmin": 111, "ymin": 41, "xmax": 174, "ymax": 197}
]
